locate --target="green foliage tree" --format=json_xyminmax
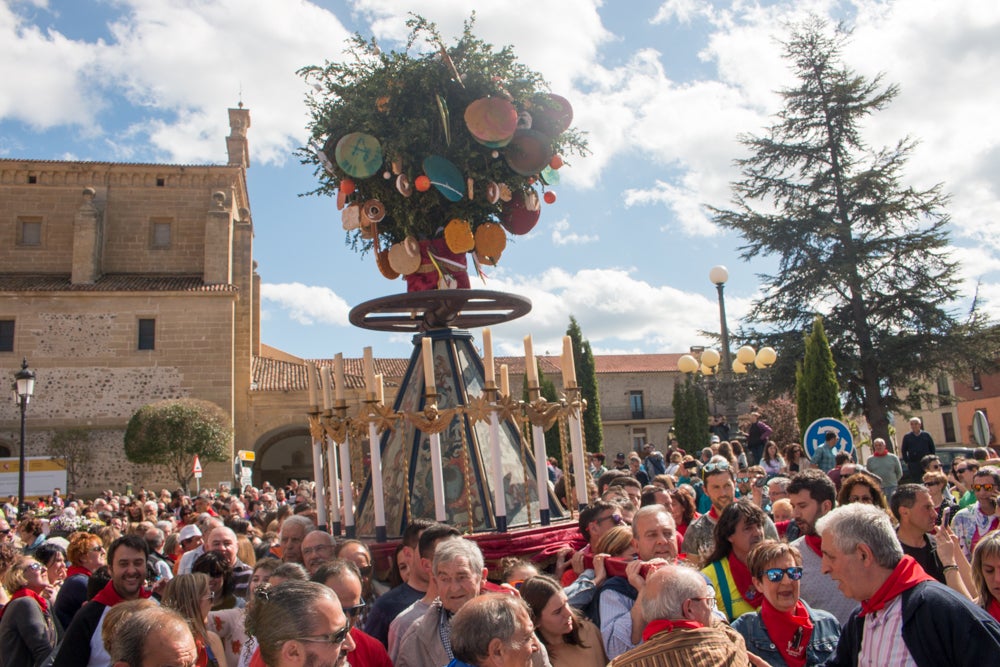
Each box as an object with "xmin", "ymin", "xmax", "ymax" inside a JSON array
[
  {"xmin": 567, "ymin": 316, "xmax": 603, "ymax": 452},
  {"xmin": 521, "ymin": 362, "xmax": 561, "ymax": 461},
  {"xmin": 672, "ymin": 376, "xmax": 709, "ymax": 454},
  {"xmin": 711, "ymin": 18, "xmax": 999, "ymax": 444},
  {"xmin": 795, "ymin": 316, "xmax": 843, "ymax": 439},
  {"xmin": 124, "ymin": 399, "xmax": 233, "ymax": 491},
  {"xmin": 48, "ymin": 427, "xmax": 94, "ymax": 493},
  {"xmin": 748, "ymin": 398, "xmax": 800, "ymax": 451}
]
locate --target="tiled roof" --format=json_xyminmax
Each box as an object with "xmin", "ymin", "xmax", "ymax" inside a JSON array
[
  {"xmin": 252, "ymin": 352, "xmax": 680, "ymax": 392},
  {"xmin": 0, "ymin": 157, "xmax": 227, "ymax": 169},
  {"xmin": 0, "ymin": 274, "xmax": 237, "ymax": 293},
  {"xmin": 252, "ymin": 355, "xmax": 404, "ymax": 392}
]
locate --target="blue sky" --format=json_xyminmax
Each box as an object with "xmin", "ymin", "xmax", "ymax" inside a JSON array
[{"xmin": 3, "ymin": 0, "xmax": 999, "ymax": 363}]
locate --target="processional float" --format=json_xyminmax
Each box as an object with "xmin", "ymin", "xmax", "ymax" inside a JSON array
[{"xmin": 298, "ymin": 17, "xmax": 591, "ymax": 559}]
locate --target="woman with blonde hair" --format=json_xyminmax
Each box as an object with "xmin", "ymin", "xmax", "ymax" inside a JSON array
[
  {"xmin": 0, "ymin": 556, "xmax": 57, "ymax": 665},
  {"xmin": 161, "ymin": 573, "xmax": 227, "ymax": 667},
  {"xmin": 972, "ymin": 530, "xmax": 1000, "ymax": 622}
]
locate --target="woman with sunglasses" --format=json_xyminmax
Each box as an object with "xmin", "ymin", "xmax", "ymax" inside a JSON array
[
  {"xmin": 520, "ymin": 574, "xmax": 606, "ymax": 667},
  {"xmin": 53, "ymin": 532, "xmax": 107, "ymax": 630},
  {"xmin": 193, "ymin": 551, "xmax": 241, "ymax": 611},
  {"xmin": 731, "ymin": 541, "xmax": 840, "ymax": 666},
  {"xmin": 922, "ymin": 470, "xmax": 958, "ymax": 526},
  {"xmin": 837, "ymin": 471, "xmax": 892, "ymax": 519},
  {"xmin": 161, "ymin": 573, "xmax": 227, "ymax": 667},
  {"xmin": 0, "ymin": 556, "xmax": 57, "ymax": 665}
]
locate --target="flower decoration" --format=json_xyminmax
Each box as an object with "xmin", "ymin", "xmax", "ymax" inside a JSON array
[{"xmin": 299, "ymin": 14, "xmax": 588, "ymax": 290}]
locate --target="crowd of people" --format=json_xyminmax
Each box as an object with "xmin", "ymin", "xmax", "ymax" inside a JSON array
[{"xmin": 3, "ymin": 418, "xmax": 1000, "ymax": 667}]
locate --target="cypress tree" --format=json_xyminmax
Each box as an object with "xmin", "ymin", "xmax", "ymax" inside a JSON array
[
  {"xmin": 796, "ymin": 316, "xmax": 843, "ymax": 439},
  {"xmin": 567, "ymin": 316, "xmax": 603, "ymax": 452}
]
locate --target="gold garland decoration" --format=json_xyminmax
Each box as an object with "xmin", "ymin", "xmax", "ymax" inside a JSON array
[{"xmin": 458, "ymin": 423, "xmax": 475, "ymax": 535}]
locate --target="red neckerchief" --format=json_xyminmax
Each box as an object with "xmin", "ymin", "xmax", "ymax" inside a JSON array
[
  {"xmin": 988, "ymin": 598, "xmax": 1000, "ymax": 624},
  {"xmin": 708, "ymin": 506, "xmax": 721, "ymax": 521},
  {"xmin": 760, "ymin": 598, "xmax": 813, "ymax": 667},
  {"xmin": 66, "ymin": 565, "xmax": 91, "ymax": 579},
  {"xmin": 859, "ymin": 556, "xmax": 934, "ymax": 616},
  {"xmin": 872, "ymin": 450, "xmax": 888, "ymax": 457},
  {"xmin": 91, "ymin": 580, "xmax": 152, "ymax": 607},
  {"xmin": 804, "ymin": 534, "xmax": 823, "ymax": 558},
  {"xmin": 728, "ymin": 553, "xmax": 763, "ymax": 608},
  {"xmin": 642, "ymin": 618, "xmax": 703, "ymax": 641},
  {"xmin": 0, "ymin": 587, "xmax": 48, "ymax": 621}
]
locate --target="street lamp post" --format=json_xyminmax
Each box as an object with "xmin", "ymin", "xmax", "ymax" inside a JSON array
[
  {"xmin": 677, "ymin": 267, "xmax": 777, "ymax": 444},
  {"xmin": 13, "ymin": 358, "xmax": 35, "ymax": 520},
  {"xmin": 709, "ymin": 266, "xmax": 736, "ymax": 430}
]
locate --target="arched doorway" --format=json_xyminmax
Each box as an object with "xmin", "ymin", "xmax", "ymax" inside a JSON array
[{"xmin": 252, "ymin": 426, "xmax": 315, "ymax": 488}]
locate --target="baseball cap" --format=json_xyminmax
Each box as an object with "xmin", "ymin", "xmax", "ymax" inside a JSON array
[
  {"xmin": 615, "ymin": 452, "xmax": 626, "ymax": 460},
  {"xmin": 179, "ymin": 524, "xmax": 202, "ymax": 541},
  {"xmin": 710, "ymin": 435, "xmax": 721, "ymax": 444}
]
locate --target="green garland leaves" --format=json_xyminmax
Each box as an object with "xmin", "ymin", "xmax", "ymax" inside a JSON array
[{"xmin": 298, "ymin": 14, "xmax": 588, "ymax": 255}]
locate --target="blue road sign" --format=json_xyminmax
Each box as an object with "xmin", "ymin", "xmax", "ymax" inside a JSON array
[{"xmin": 804, "ymin": 418, "xmax": 854, "ymax": 458}]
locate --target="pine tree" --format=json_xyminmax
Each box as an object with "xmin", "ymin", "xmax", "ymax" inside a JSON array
[
  {"xmin": 796, "ymin": 316, "xmax": 843, "ymax": 438},
  {"xmin": 567, "ymin": 316, "xmax": 603, "ymax": 452},
  {"xmin": 711, "ymin": 18, "xmax": 997, "ymax": 444}
]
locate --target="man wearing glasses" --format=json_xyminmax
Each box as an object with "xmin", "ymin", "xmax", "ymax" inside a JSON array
[
  {"xmin": 951, "ymin": 466, "xmax": 1000, "ymax": 559},
  {"xmin": 560, "ymin": 500, "xmax": 625, "ymax": 586},
  {"xmin": 607, "ymin": 564, "xmax": 753, "ymax": 667},
  {"xmin": 246, "ymin": 580, "xmax": 356, "ymax": 667},
  {"xmin": 312, "ymin": 559, "xmax": 392, "ymax": 667},
  {"xmin": 952, "ymin": 457, "xmax": 980, "ymax": 508}
]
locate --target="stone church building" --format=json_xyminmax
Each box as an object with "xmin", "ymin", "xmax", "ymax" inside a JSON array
[{"xmin": 0, "ymin": 108, "xmax": 688, "ymax": 497}]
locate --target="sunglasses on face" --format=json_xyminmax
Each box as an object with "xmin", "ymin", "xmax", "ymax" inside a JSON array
[
  {"xmin": 598, "ymin": 514, "xmax": 625, "ymax": 526},
  {"xmin": 973, "ymin": 484, "xmax": 996, "ymax": 492},
  {"xmin": 924, "ymin": 481, "xmax": 943, "ymax": 487},
  {"xmin": 736, "ymin": 477, "xmax": 750, "ymax": 484},
  {"xmin": 763, "ymin": 567, "xmax": 803, "ymax": 582},
  {"xmin": 25, "ymin": 562, "xmax": 46, "ymax": 572},
  {"xmin": 954, "ymin": 467, "xmax": 967, "ymax": 474},
  {"xmin": 343, "ymin": 601, "xmax": 367, "ymax": 618},
  {"xmin": 294, "ymin": 619, "xmax": 352, "ymax": 647}
]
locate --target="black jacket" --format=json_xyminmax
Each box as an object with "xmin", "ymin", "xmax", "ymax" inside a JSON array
[{"xmin": 821, "ymin": 580, "xmax": 1000, "ymax": 667}]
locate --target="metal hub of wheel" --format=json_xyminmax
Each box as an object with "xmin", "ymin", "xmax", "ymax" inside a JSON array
[{"xmin": 349, "ymin": 289, "xmax": 532, "ymax": 333}]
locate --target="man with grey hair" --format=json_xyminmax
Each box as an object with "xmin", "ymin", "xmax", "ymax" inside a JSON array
[
  {"xmin": 177, "ymin": 516, "xmax": 223, "ymax": 574},
  {"xmin": 301, "ymin": 530, "xmax": 337, "ymax": 576},
  {"xmin": 111, "ymin": 606, "xmax": 197, "ymax": 667},
  {"xmin": 279, "ymin": 514, "xmax": 316, "ymax": 565},
  {"xmin": 817, "ymin": 503, "xmax": 1000, "ymax": 665},
  {"xmin": 143, "ymin": 527, "xmax": 173, "ymax": 584},
  {"xmin": 451, "ymin": 593, "xmax": 540, "ymax": 667},
  {"xmin": 608, "ymin": 565, "xmax": 752, "ymax": 667},
  {"xmin": 397, "ymin": 539, "xmax": 549, "ymax": 667}
]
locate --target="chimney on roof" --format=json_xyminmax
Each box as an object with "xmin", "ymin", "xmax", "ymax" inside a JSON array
[
  {"xmin": 71, "ymin": 187, "xmax": 104, "ymax": 284},
  {"xmin": 226, "ymin": 105, "xmax": 250, "ymax": 168}
]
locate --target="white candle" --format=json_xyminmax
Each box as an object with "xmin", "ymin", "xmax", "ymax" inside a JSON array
[
  {"xmin": 339, "ymin": 437, "xmax": 354, "ymax": 528},
  {"xmin": 483, "ymin": 328, "xmax": 495, "ymax": 386},
  {"xmin": 500, "ymin": 364, "xmax": 510, "ymax": 397},
  {"xmin": 422, "ymin": 337, "xmax": 435, "ymax": 393},
  {"xmin": 524, "ymin": 335, "xmax": 538, "ymax": 387},
  {"xmin": 334, "ymin": 353, "xmax": 345, "ymax": 401},
  {"xmin": 311, "ymin": 440, "xmax": 328, "ymax": 527},
  {"xmin": 489, "ymin": 409, "xmax": 506, "ymax": 520},
  {"xmin": 376, "ymin": 373, "xmax": 384, "ymax": 405},
  {"xmin": 306, "ymin": 362, "xmax": 318, "ymax": 408},
  {"xmin": 532, "ymin": 423, "xmax": 550, "ymax": 515},
  {"xmin": 568, "ymin": 408, "xmax": 588, "ymax": 508},
  {"xmin": 325, "ymin": 438, "xmax": 341, "ymax": 527},
  {"xmin": 369, "ymin": 421, "xmax": 386, "ymax": 529},
  {"xmin": 321, "ymin": 366, "xmax": 333, "ymax": 411},
  {"xmin": 363, "ymin": 347, "xmax": 375, "ymax": 395},
  {"xmin": 562, "ymin": 336, "xmax": 577, "ymax": 387}
]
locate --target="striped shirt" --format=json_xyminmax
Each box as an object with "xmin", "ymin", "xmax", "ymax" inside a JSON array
[{"xmin": 859, "ymin": 595, "xmax": 916, "ymax": 667}]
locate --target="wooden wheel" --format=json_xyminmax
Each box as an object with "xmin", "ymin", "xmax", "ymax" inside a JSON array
[{"xmin": 349, "ymin": 289, "xmax": 532, "ymax": 333}]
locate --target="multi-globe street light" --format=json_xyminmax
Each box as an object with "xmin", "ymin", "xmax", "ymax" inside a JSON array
[{"xmin": 677, "ymin": 266, "xmax": 776, "ymax": 438}]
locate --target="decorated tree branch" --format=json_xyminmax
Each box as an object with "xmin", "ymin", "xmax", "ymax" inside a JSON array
[{"xmin": 299, "ymin": 14, "xmax": 588, "ymax": 291}]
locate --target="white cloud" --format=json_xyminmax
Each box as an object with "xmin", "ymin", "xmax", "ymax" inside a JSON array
[
  {"xmin": 551, "ymin": 219, "xmax": 598, "ymax": 245},
  {"xmin": 261, "ymin": 282, "xmax": 352, "ymax": 325},
  {"xmin": 651, "ymin": 0, "xmax": 713, "ymax": 25}
]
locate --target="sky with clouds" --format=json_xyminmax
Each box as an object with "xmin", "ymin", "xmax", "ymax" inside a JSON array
[{"xmin": 2, "ymin": 0, "xmax": 998, "ymax": 362}]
